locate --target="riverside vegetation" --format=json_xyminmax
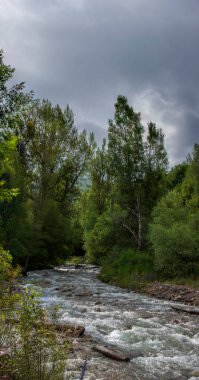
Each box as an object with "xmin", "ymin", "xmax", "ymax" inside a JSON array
[
  {"xmin": 0, "ymin": 254, "xmax": 69, "ymax": 379},
  {"xmin": 0, "ymin": 50, "xmax": 199, "ymax": 377}
]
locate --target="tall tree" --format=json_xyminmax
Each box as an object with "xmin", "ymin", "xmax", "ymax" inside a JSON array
[
  {"xmin": 108, "ymin": 95, "xmax": 145, "ymax": 250},
  {"xmin": 14, "ymin": 99, "xmax": 93, "ymax": 268}
]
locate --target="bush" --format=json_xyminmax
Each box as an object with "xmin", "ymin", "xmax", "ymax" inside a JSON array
[
  {"xmin": 0, "ymin": 247, "xmax": 13, "ymax": 281},
  {"xmin": 0, "ymin": 288, "xmax": 69, "ymax": 380},
  {"xmin": 149, "ymin": 189, "xmax": 199, "ymax": 278},
  {"xmin": 100, "ymin": 248, "xmax": 154, "ymax": 288}
]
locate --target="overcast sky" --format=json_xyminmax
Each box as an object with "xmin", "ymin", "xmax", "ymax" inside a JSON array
[{"xmin": 1, "ymin": 0, "xmax": 199, "ymax": 165}]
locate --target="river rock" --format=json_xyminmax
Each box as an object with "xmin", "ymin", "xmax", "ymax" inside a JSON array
[
  {"xmin": 191, "ymin": 368, "xmax": 199, "ymax": 377},
  {"xmin": 66, "ymin": 358, "xmax": 83, "ymax": 371},
  {"xmin": 93, "ymin": 306, "xmax": 102, "ymax": 312},
  {"xmin": 94, "ymin": 301, "xmax": 101, "ymax": 305},
  {"xmin": 83, "ymin": 375, "xmax": 95, "ymax": 380},
  {"xmin": 44, "ymin": 280, "xmax": 51, "ymax": 284},
  {"xmin": 78, "ymin": 306, "xmax": 87, "ymax": 313}
]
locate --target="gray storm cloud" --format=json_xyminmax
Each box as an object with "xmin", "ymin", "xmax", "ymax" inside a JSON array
[{"xmin": 0, "ymin": 0, "xmax": 199, "ymax": 165}]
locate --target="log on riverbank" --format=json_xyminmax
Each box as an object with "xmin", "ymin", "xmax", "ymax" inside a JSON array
[{"xmin": 93, "ymin": 345, "xmax": 130, "ymax": 362}]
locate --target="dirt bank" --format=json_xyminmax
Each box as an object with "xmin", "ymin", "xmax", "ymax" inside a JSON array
[{"xmin": 141, "ymin": 282, "xmax": 199, "ymax": 306}]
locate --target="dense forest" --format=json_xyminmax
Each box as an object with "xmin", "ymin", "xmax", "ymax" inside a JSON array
[{"xmin": 1, "ymin": 50, "xmax": 199, "ymax": 285}]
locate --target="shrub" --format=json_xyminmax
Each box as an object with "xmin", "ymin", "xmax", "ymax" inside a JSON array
[
  {"xmin": 0, "ymin": 289, "xmax": 69, "ymax": 380},
  {"xmin": 100, "ymin": 248, "xmax": 154, "ymax": 288},
  {"xmin": 149, "ymin": 189, "xmax": 199, "ymax": 278}
]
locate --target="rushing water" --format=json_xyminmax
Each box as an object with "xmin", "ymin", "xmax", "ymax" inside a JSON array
[{"xmin": 21, "ymin": 265, "xmax": 199, "ymax": 380}]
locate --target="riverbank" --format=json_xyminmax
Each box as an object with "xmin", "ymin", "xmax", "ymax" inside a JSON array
[
  {"xmin": 67, "ymin": 263, "xmax": 199, "ymax": 307},
  {"xmin": 139, "ymin": 282, "xmax": 199, "ymax": 306}
]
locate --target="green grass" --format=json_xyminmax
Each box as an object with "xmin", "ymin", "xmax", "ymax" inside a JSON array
[{"xmin": 164, "ymin": 278, "xmax": 199, "ymax": 288}]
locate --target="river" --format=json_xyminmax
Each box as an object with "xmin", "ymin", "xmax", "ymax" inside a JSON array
[{"xmin": 21, "ymin": 265, "xmax": 199, "ymax": 380}]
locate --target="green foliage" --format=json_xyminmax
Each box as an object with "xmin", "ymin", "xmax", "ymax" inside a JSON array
[
  {"xmin": 0, "ymin": 289, "xmax": 69, "ymax": 380},
  {"xmin": 166, "ymin": 162, "xmax": 188, "ymax": 190},
  {"xmin": 19, "ymin": 100, "xmax": 93, "ymax": 268},
  {"xmin": 80, "ymin": 95, "xmax": 168, "ymax": 264},
  {"xmin": 0, "ymin": 247, "xmax": 13, "ymax": 281},
  {"xmin": 149, "ymin": 145, "xmax": 199, "ymax": 278},
  {"xmin": 108, "ymin": 95, "xmax": 145, "ymax": 200},
  {"xmin": 100, "ymin": 248, "xmax": 154, "ymax": 287},
  {"xmin": 107, "ymin": 96, "xmax": 168, "ymax": 251},
  {"xmin": 83, "ymin": 201, "xmax": 125, "ymax": 264},
  {"xmin": 0, "ymin": 136, "xmax": 19, "ymax": 201},
  {"xmin": 36, "ymin": 200, "xmax": 71, "ymax": 267},
  {"xmin": 0, "ymin": 49, "xmax": 25, "ymax": 125}
]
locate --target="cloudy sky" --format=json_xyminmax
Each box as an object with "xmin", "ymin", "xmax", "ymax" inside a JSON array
[{"xmin": 1, "ymin": 0, "xmax": 199, "ymax": 165}]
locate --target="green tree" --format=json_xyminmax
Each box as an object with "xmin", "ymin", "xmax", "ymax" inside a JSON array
[
  {"xmin": 0, "ymin": 49, "xmax": 25, "ymax": 126},
  {"xmin": 108, "ymin": 95, "xmax": 145, "ymax": 250},
  {"xmin": 14, "ymin": 99, "xmax": 93, "ymax": 268},
  {"xmin": 79, "ymin": 139, "xmax": 112, "ymax": 263},
  {"xmin": 107, "ymin": 96, "xmax": 168, "ymax": 251},
  {"xmin": 142, "ymin": 122, "xmax": 168, "ymax": 234},
  {"xmin": 149, "ymin": 144, "xmax": 199, "ymax": 278},
  {"xmin": 0, "ymin": 50, "xmax": 24, "ymax": 278},
  {"xmin": 166, "ymin": 162, "xmax": 188, "ymax": 190},
  {"xmin": 80, "ymin": 96, "xmax": 168, "ymax": 264}
]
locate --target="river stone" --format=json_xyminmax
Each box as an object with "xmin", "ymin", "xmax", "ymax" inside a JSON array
[
  {"xmin": 78, "ymin": 306, "xmax": 87, "ymax": 313},
  {"xmin": 138, "ymin": 311, "xmax": 153, "ymax": 319},
  {"xmin": 94, "ymin": 301, "xmax": 101, "ymax": 305},
  {"xmin": 44, "ymin": 280, "xmax": 51, "ymax": 284},
  {"xmin": 93, "ymin": 306, "xmax": 102, "ymax": 312},
  {"xmin": 66, "ymin": 358, "xmax": 83, "ymax": 371},
  {"xmin": 64, "ymin": 370, "xmax": 79, "ymax": 379},
  {"xmin": 191, "ymin": 369, "xmax": 199, "ymax": 377}
]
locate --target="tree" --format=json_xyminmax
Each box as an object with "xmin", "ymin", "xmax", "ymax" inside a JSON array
[
  {"xmin": 143, "ymin": 122, "xmax": 168, "ymax": 217},
  {"xmin": 107, "ymin": 96, "xmax": 168, "ymax": 251},
  {"xmin": 0, "ymin": 50, "xmax": 25, "ymax": 278},
  {"xmin": 79, "ymin": 139, "xmax": 113, "ymax": 263},
  {"xmin": 79, "ymin": 95, "xmax": 168, "ymax": 264},
  {"xmin": 108, "ymin": 95, "xmax": 144, "ymax": 197},
  {"xmin": 0, "ymin": 139, "xmax": 19, "ymax": 279},
  {"xmin": 0, "ymin": 49, "xmax": 25, "ymax": 127},
  {"xmin": 108, "ymin": 95, "xmax": 145, "ymax": 250},
  {"xmin": 166, "ymin": 162, "xmax": 188, "ymax": 190},
  {"xmin": 13, "ymin": 99, "xmax": 93, "ymax": 268},
  {"xmin": 149, "ymin": 144, "xmax": 199, "ymax": 278}
]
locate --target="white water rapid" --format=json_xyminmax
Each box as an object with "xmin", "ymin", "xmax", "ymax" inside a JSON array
[{"xmin": 20, "ymin": 265, "xmax": 199, "ymax": 380}]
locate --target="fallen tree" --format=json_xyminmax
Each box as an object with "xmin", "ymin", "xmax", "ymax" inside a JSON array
[{"xmin": 93, "ymin": 345, "xmax": 130, "ymax": 362}]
